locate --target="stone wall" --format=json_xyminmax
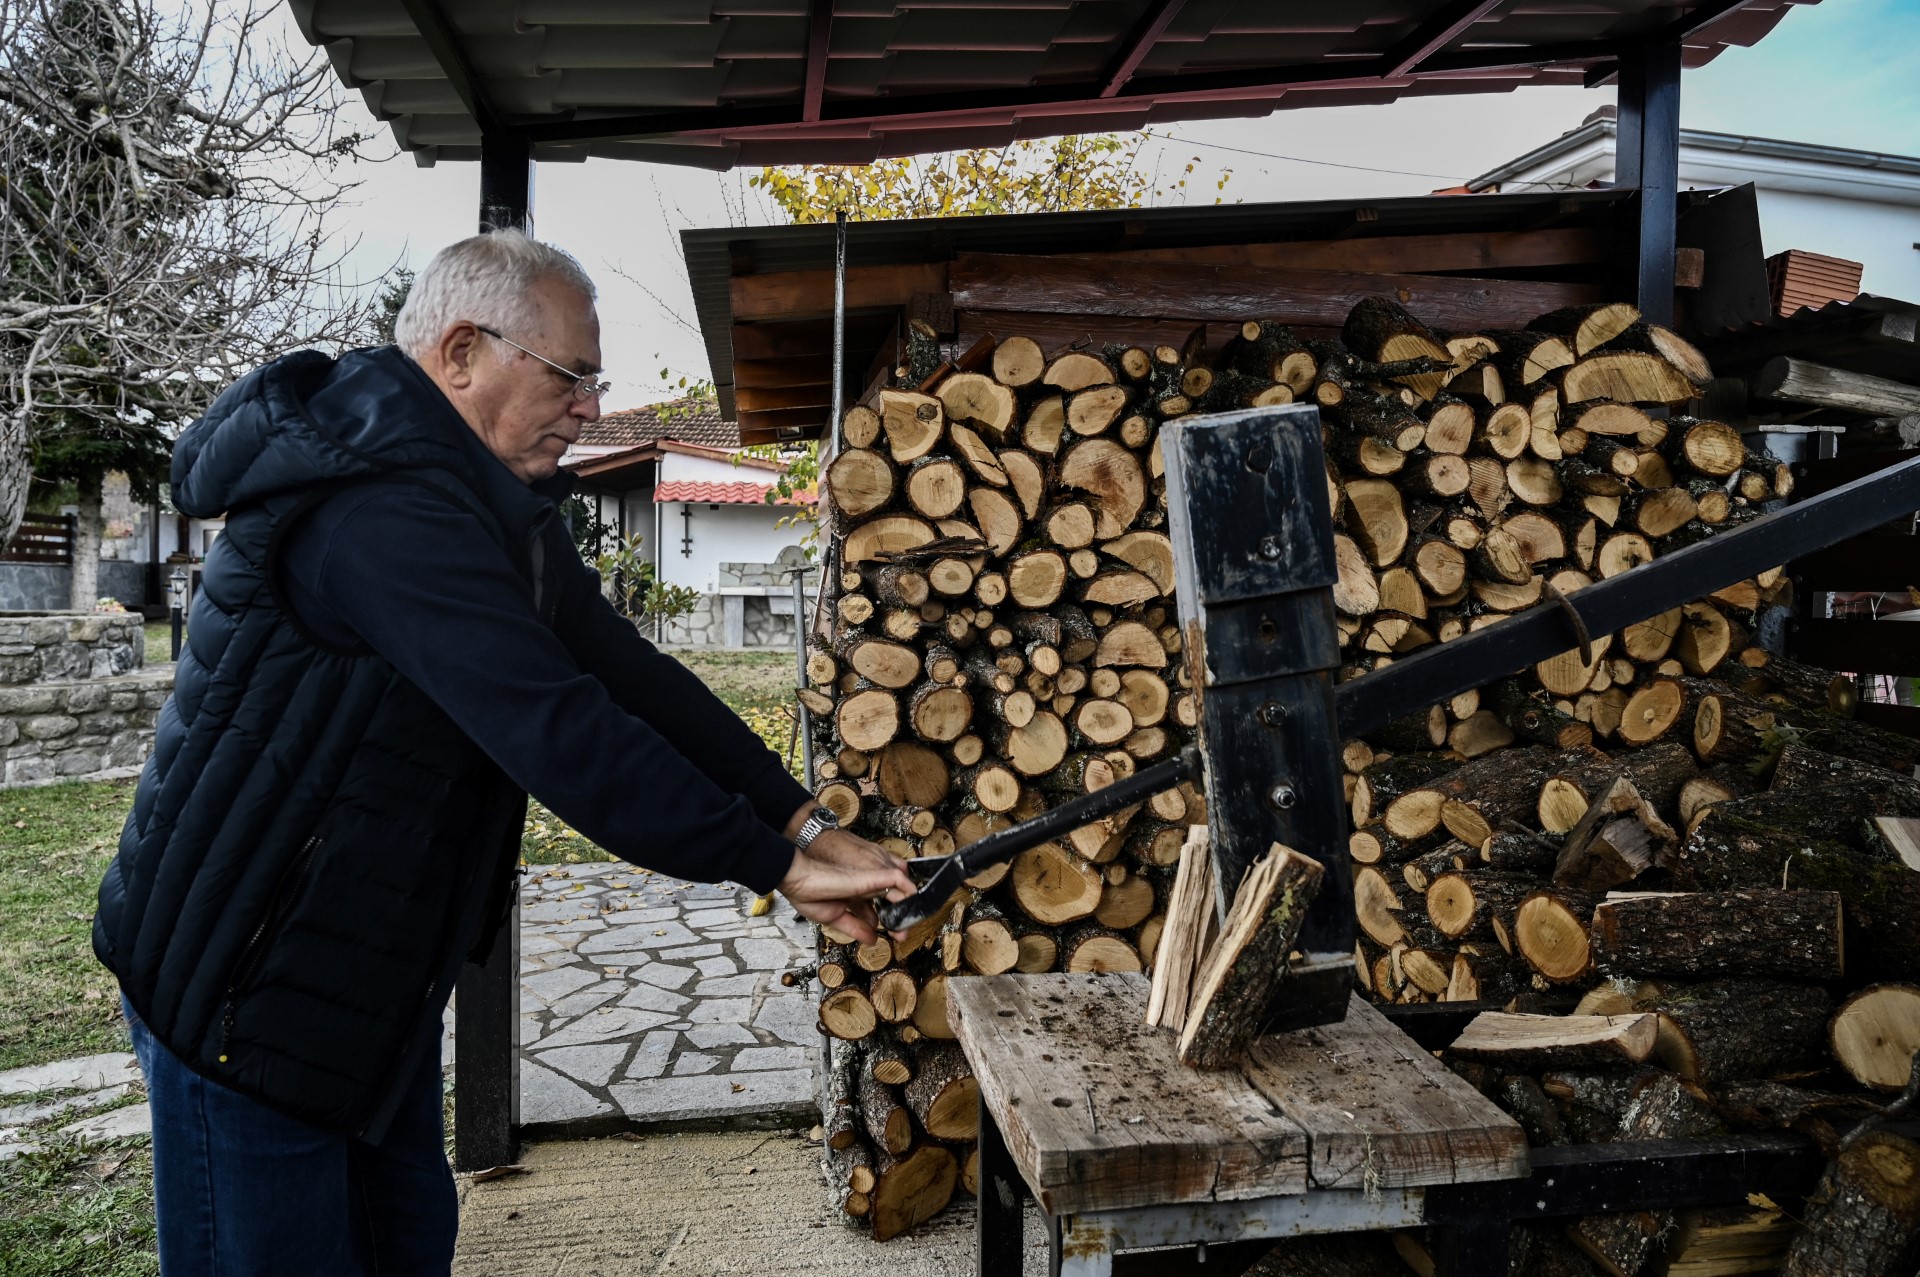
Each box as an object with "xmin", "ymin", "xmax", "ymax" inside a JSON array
[
  {"xmin": 0, "ymin": 612, "xmax": 145, "ymax": 684},
  {"xmin": 654, "ymin": 551, "xmax": 820, "ymax": 650},
  {"xmin": 1, "ymin": 669, "xmax": 172, "ymax": 787},
  {"xmin": 0, "ymin": 561, "xmax": 150, "ymax": 612}
]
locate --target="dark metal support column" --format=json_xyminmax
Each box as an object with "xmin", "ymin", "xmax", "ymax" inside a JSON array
[
  {"xmin": 454, "ymin": 128, "xmax": 533, "ymax": 1174},
  {"xmin": 1616, "ymin": 41, "xmax": 1681, "ymax": 327}
]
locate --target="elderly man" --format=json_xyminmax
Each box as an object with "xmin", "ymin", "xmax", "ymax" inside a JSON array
[{"xmin": 93, "ymin": 231, "xmax": 913, "ymax": 1275}]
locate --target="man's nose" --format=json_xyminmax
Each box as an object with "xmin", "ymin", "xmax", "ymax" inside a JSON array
[{"xmin": 572, "ymin": 393, "xmax": 602, "ymax": 424}]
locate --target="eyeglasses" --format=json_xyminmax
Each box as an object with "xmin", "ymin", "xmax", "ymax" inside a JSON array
[{"xmin": 475, "ymin": 324, "xmax": 612, "ymax": 403}]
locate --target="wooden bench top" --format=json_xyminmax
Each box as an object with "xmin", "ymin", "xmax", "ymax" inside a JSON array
[{"xmin": 948, "ymin": 972, "xmax": 1528, "ymax": 1216}]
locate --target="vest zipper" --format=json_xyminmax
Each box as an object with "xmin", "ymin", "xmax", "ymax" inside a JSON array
[{"xmin": 219, "ymin": 833, "xmax": 324, "ymax": 1064}]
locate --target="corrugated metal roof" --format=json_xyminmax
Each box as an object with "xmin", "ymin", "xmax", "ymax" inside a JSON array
[
  {"xmin": 1697, "ymin": 294, "xmax": 1920, "ymax": 382},
  {"xmin": 283, "ymin": 0, "xmax": 1811, "ymax": 168}
]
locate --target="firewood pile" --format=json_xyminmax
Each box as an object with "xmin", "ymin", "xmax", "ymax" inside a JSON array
[{"xmin": 807, "ymin": 293, "xmax": 1920, "ymax": 1265}]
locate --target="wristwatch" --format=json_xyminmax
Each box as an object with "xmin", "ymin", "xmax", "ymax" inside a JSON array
[{"xmin": 793, "ymin": 805, "xmax": 840, "ymax": 852}]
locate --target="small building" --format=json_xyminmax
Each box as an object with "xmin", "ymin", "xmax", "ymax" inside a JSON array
[
  {"xmin": 564, "ymin": 400, "xmax": 816, "ymax": 648},
  {"xmin": 1470, "ymin": 107, "xmax": 1920, "ymax": 302}
]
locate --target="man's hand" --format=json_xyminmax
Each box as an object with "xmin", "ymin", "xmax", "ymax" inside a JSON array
[{"xmin": 776, "ymin": 828, "xmax": 916, "ymax": 944}]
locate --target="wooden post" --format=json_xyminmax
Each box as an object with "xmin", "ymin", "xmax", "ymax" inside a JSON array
[
  {"xmin": 454, "ymin": 128, "xmax": 532, "ymax": 1174},
  {"xmin": 1617, "ymin": 41, "xmax": 1681, "ymax": 328}
]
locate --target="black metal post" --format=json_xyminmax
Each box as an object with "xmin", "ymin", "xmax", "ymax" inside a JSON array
[
  {"xmin": 454, "ymin": 128, "xmax": 532, "ymax": 1174},
  {"xmin": 1616, "ymin": 40, "xmax": 1681, "ymax": 327},
  {"xmin": 976, "ymin": 1092, "xmax": 1026, "ymax": 1277}
]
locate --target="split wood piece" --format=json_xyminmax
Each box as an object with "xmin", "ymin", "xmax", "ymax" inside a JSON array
[
  {"xmin": 1666, "ymin": 417, "xmax": 1747, "ymax": 478},
  {"xmin": 1343, "ymin": 478, "xmax": 1410, "ymax": 568},
  {"xmin": 1567, "ymin": 1073, "xmax": 1726, "ymax": 1277},
  {"xmin": 1488, "ymin": 679, "xmax": 1593, "ymax": 751},
  {"xmin": 828, "ymin": 447, "xmax": 897, "ymax": 519},
  {"xmin": 1447, "ymin": 1011, "xmax": 1657, "ymax": 1072},
  {"xmin": 1064, "ymin": 923, "xmax": 1145, "ymax": 975},
  {"xmin": 1354, "ymin": 864, "xmax": 1408, "ymax": 949},
  {"xmin": 1044, "ymin": 352, "xmax": 1115, "ymax": 392},
  {"xmin": 870, "ymin": 970, "xmax": 919, "ymax": 1025},
  {"xmin": 1425, "ymin": 871, "xmax": 1538, "ymax": 942},
  {"xmin": 867, "ymin": 1040, "xmax": 913, "ymax": 1087},
  {"xmin": 1350, "ymin": 753, "xmax": 1456, "ymax": 830},
  {"xmin": 1343, "ymin": 296, "xmax": 1451, "ymax": 401},
  {"xmin": 1560, "ymin": 352, "xmax": 1697, "ymax": 406},
  {"xmin": 858, "ymin": 1069, "xmax": 913, "ymax": 1157},
  {"xmin": 1000, "ymin": 449, "xmax": 1045, "ymax": 520},
  {"xmin": 1551, "ymin": 775, "xmax": 1678, "ymax": 891},
  {"xmin": 904, "ymin": 1042, "xmax": 980, "ymax": 1141},
  {"xmin": 967, "ymin": 487, "xmax": 1022, "ymax": 558},
  {"xmin": 1009, "ymin": 841, "xmax": 1104, "ymax": 926},
  {"xmin": 992, "ymin": 335, "xmax": 1045, "ymax": 388},
  {"xmin": 1023, "ymin": 396, "xmax": 1066, "ymax": 455},
  {"xmin": 880, "ymin": 389, "xmax": 945, "ymax": 463},
  {"xmin": 1060, "ymin": 439, "xmax": 1146, "ymax": 539},
  {"xmin": 846, "ymin": 638, "xmax": 921, "ymax": 690},
  {"xmin": 1591, "ymin": 890, "xmax": 1844, "ymax": 980},
  {"xmin": 912, "ymin": 972, "xmax": 956, "ymax": 1041},
  {"xmin": 870, "ymin": 1143, "xmax": 959, "ymax": 1243},
  {"xmin": 1533, "ymin": 302, "xmax": 1641, "ymax": 357},
  {"xmin": 1534, "ymin": 740, "xmax": 1694, "ymax": 835},
  {"xmin": 1384, "ymin": 746, "xmax": 1552, "ymax": 847},
  {"xmin": 873, "ymin": 741, "xmax": 952, "ymax": 810},
  {"xmin": 1780, "ymin": 1130, "xmax": 1920, "ymax": 1277},
  {"xmin": 902, "ymin": 456, "xmax": 966, "ymax": 520},
  {"xmin": 841, "ymin": 404, "xmax": 882, "ymax": 449},
  {"xmin": 937, "ymin": 372, "xmax": 1015, "ymax": 438},
  {"xmin": 1830, "ymin": 984, "xmax": 1920, "ymax": 1091},
  {"xmin": 1615, "ymin": 675, "xmax": 1686, "ymax": 746},
  {"xmin": 823, "ymin": 986, "xmax": 879, "ymax": 1041},
  {"xmin": 1093, "ymin": 870, "xmax": 1157, "ymax": 931},
  {"xmin": 1631, "ymin": 977, "xmax": 1833, "ymax": 1085},
  {"xmin": 837, "ymin": 687, "xmax": 900, "ymax": 753},
  {"xmin": 1146, "ymin": 827, "xmax": 1216, "ymax": 1033},
  {"xmin": 845, "ymin": 515, "xmax": 937, "ymax": 563},
  {"xmin": 911, "ymin": 684, "xmax": 974, "ymax": 744},
  {"xmin": 1515, "ymin": 888, "xmax": 1600, "ymax": 983},
  {"xmin": 1170, "ymin": 845, "xmax": 1327, "ymax": 1070}
]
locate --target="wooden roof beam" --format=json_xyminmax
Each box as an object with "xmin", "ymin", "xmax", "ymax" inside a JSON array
[
  {"xmin": 1100, "ymin": 0, "xmax": 1189, "ymax": 98},
  {"xmin": 1383, "ymin": 0, "xmax": 1505, "ymax": 78},
  {"xmin": 802, "ymin": 0, "xmax": 833, "ymax": 123},
  {"xmin": 396, "ymin": 0, "xmax": 500, "ymax": 131}
]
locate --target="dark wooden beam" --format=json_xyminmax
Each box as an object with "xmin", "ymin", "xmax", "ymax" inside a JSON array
[
  {"xmin": 1617, "ymin": 40, "xmax": 1681, "ymax": 326},
  {"xmin": 1665, "ymin": 0, "xmax": 1760, "ymax": 41},
  {"xmin": 949, "ymin": 252, "xmax": 1602, "ymax": 334},
  {"xmin": 1383, "ymin": 0, "xmax": 1505, "ymax": 78},
  {"xmin": 802, "ymin": 0, "xmax": 833, "ymax": 123},
  {"xmin": 397, "ymin": 0, "xmax": 499, "ymax": 131},
  {"xmin": 1100, "ymin": 0, "xmax": 1188, "ymax": 97},
  {"xmin": 515, "ymin": 37, "xmax": 1628, "ymax": 145},
  {"xmin": 729, "ymin": 262, "xmax": 948, "ymax": 323}
]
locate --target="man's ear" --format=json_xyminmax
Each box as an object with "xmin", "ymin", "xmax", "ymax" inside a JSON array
[{"xmin": 439, "ymin": 323, "xmax": 484, "ymax": 389}]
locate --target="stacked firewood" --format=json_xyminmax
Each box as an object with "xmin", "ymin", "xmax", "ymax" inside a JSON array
[
  {"xmin": 807, "ymin": 293, "xmax": 1920, "ymax": 1260},
  {"xmin": 808, "ymin": 325, "xmax": 1208, "ymax": 1239},
  {"xmin": 1313, "ymin": 304, "xmax": 1920, "ymax": 1274}
]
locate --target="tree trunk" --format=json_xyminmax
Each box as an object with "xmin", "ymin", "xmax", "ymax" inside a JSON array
[
  {"xmin": 1782, "ymin": 1131, "xmax": 1920, "ymax": 1277},
  {"xmin": 68, "ymin": 468, "xmax": 103, "ymax": 610}
]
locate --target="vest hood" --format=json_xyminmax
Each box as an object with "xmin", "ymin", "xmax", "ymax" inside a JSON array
[{"xmin": 171, "ymin": 346, "xmax": 486, "ymax": 519}]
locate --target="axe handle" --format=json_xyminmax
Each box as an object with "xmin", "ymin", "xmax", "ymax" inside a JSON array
[{"xmin": 876, "ymin": 747, "xmax": 1202, "ymax": 932}]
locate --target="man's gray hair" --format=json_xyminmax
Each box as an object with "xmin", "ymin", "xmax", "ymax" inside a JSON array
[{"xmin": 393, "ymin": 231, "xmax": 597, "ymax": 359}]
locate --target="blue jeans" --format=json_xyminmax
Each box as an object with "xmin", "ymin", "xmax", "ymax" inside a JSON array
[{"xmin": 126, "ymin": 999, "xmax": 457, "ymax": 1276}]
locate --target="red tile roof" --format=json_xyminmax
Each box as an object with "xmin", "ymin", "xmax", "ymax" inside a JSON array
[
  {"xmin": 654, "ymin": 480, "xmax": 815, "ymax": 506},
  {"xmin": 581, "ymin": 399, "xmax": 738, "ymax": 450}
]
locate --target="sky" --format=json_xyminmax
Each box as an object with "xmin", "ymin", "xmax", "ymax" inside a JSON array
[{"xmin": 281, "ymin": 0, "xmax": 1920, "ymax": 413}]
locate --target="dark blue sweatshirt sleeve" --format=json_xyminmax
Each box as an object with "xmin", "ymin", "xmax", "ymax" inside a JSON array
[
  {"xmin": 547, "ymin": 551, "xmax": 812, "ymax": 834},
  {"xmin": 278, "ymin": 484, "xmax": 797, "ymax": 894}
]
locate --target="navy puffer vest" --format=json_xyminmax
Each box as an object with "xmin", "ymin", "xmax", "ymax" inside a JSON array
[{"xmin": 95, "ymin": 347, "xmax": 546, "ymax": 1138}]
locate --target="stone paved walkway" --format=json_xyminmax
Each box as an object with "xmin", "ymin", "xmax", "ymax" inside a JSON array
[
  {"xmin": 500, "ymin": 862, "xmax": 819, "ymax": 1134},
  {"xmin": 0, "ymin": 862, "xmax": 819, "ymax": 1162}
]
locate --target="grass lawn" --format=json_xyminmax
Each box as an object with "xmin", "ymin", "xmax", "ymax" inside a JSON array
[
  {"xmin": 140, "ymin": 623, "xmax": 174, "ymax": 667},
  {"xmin": 0, "ymin": 781, "xmax": 135, "ymax": 1072}
]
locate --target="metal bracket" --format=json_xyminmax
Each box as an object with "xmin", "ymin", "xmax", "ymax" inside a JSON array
[{"xmin": 1163, "ymin": 404, "xmax": 1355, "ymax": 1032}]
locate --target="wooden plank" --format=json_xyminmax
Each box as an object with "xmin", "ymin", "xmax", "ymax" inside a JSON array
[
  {"xmin": 730, "ymin": 315, "xmax": 894, "ymax": 361},
  {"xmin": 738, "ymin": 405, "xmax": 830, "ymax": 435},
  {"xmin": 947, "ymin": 972, "xmax": 1310, "ymax": 1215},
  {"xmin": 734, "ymin": 355, "xmax": 835, "ymax": 389},
  {"xmin": 950, "ymin": 253, "xmax": 1603, "ymax": 333},
  {"xmin": 1788, "ymin": 618, "xmax": 1920, "ymax": 676},
  {"xmin": 733, "ymin": 383, "xmax": 833, "ymax": 412},
  {"xmin": 1062, "ymin": 227, "xmax": 1607, "ymax": 277},
  {"xmin": 1241, "ymin": 995, "xmax": 1529, "ymax": 1191},
  {"xmin": 955, "ymin": 311, "xmax": 1341, "ymax": 363},
  {"xmin": 729, "ymin": 262, "xmax": 949, "ymax": 323}
]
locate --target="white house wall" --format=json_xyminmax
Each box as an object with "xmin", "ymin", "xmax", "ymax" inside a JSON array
[
  {"xmin": 1751, "ymin": 191, "xmax": 1920, "ymax": 300},
  {"xmin": 657, "ymin": 502, "xmax": 801, "ymax": 591}
]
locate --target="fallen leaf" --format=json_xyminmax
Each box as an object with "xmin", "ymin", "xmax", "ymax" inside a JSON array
[
  {"xmin": 742, "ymin": 1166, "xmax": 756, "ymax": 1175},
  {"xmin": 465, "ymin": 1163, "xmax": 529, "ymax": 1183},
  {"xmin": 731, "ymin": 1083, "xmax": 746, "ymax": 1093}
]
